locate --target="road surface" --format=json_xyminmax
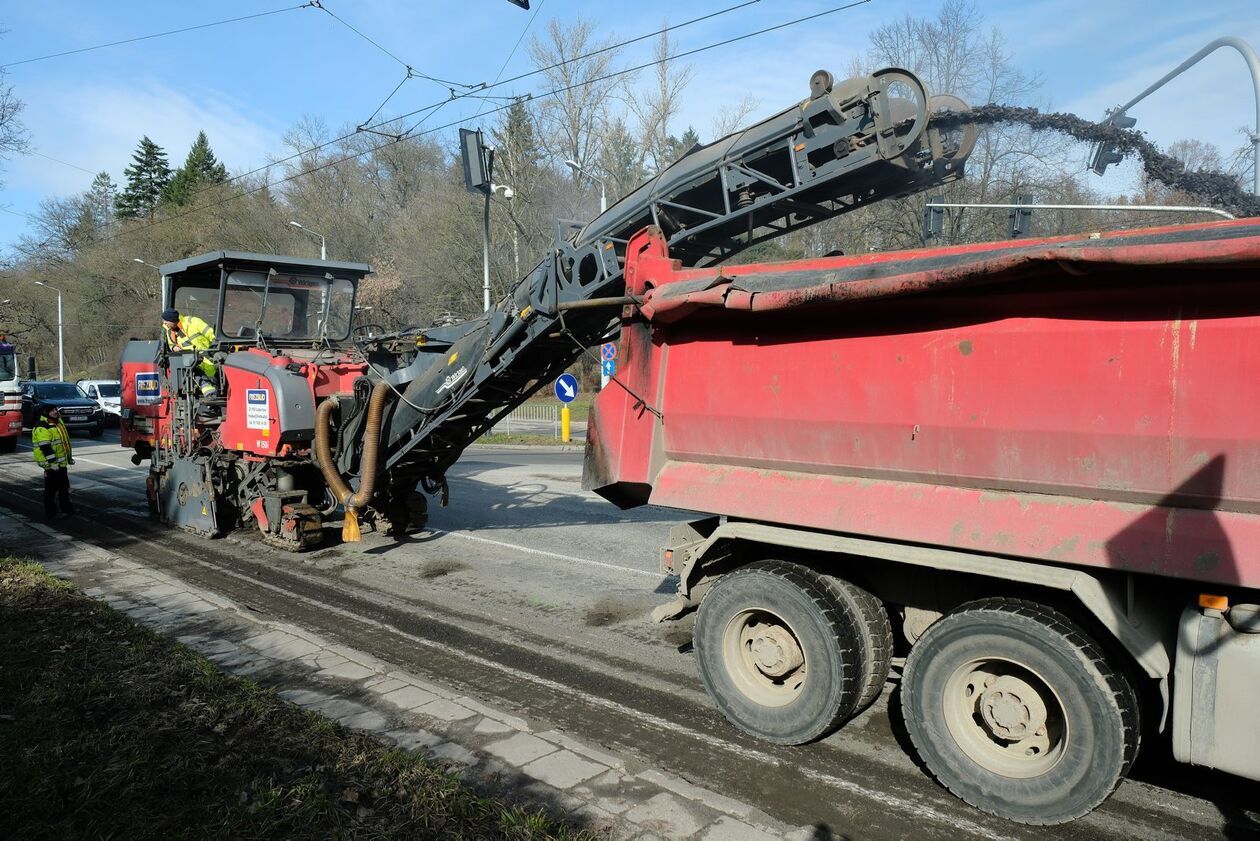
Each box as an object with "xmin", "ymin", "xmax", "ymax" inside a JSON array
[{"xmin": 1, "ymin": 430, "xmax": 1256, "ymax": 840}]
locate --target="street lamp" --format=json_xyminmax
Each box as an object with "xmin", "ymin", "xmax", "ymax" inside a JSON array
[
  {"xmin": 1089, "ymin": 37, "xmax": 1259, "ymax": 194},
  {"xmin": 289, "ymin": 221, "xmax": 328, "ymax": 260},
  {"xmin": 33, "ymin": 281, "xmax": 64, "ymax": 381},
  {"xmin": 565, "ymin": 159, "xmax": 607, "ymax": 213}
]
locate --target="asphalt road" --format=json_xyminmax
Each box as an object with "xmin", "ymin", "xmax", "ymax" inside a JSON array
[{"xmin": 1, "ymin": 429, "xmax": 1257, "ymax": 840}]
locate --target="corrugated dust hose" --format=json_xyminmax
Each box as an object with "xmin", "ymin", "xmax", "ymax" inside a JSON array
[{"xmin": 314, "ymin": 381, "xmax": 390, "ymax": 542}]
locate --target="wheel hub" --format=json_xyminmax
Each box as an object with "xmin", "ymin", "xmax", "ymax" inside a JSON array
[
  {"xmin": 978, "ymin": 674, "xmax": 1048, "ymax": 741},
  {"xmin": 746, "ymin": 624, "xmax": 804, "ymax": 678}
]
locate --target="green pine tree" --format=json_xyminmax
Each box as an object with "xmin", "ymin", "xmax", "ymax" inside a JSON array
[
  {"xmin": 164, "ymin": 130, "xmax": 228, "ymax": 206},
  {"xmin": 490, "ymin": 98, "xmax": 542, "ymax": 185},
  {"xmin": 115, "ymin": 136, "xmax": 171, "ymax": 218}
]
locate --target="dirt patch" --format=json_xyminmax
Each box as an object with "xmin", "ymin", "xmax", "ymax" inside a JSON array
[
  {"xmin": 419, "ymin": 558, "xmax": 467, "ymax": 580},
  {"xmin": 582, "ymin": 595, "xmax": 647, "ymax": 628}
]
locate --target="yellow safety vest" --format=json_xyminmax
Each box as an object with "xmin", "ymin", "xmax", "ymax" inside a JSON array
[
  {"xmin": 165, "ymin": 315, "xmax": 216, "ymax": 352},
  {"xmin": 32, "ymin": 417, "xmax": 71, "ymax": 469}
]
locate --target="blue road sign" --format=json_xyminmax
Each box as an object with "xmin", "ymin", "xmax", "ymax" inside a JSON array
[
  {"xmin": 601, "ymin": 360, "xmax": 615, "ymax": 377},
  {"xmin": 554, "ymin": 373, "xmax": 579, "ymax": 403},
  {"xmin": 600, "ymin": 342, "xmax": 617, "ymax": 362}
]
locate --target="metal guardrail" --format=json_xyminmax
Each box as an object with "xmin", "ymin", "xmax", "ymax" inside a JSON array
[{"xmin": 491, "ymin": 403, "xmax": 559, "ymax": 437}]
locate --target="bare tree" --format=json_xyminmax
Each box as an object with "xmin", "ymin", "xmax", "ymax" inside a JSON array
[
  {"xmin": 0, "ymin": 62, "xmax": 31, "ymax": 187},
  {"xmin": 624, "ymin": 27, "xmax": 695, "ymax": 173},
  {"xmin": 529, "ymin": 17, "xmax": 623, "ymax": 179}
]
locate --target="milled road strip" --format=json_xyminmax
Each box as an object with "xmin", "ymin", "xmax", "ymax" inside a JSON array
[
  {"xmin": 1, "ymin": 443, "xmax": 1251, "ymax": 840},
  {"xmin": 0, "ymin": 508, "xmax": 801, "ymax": 841}
]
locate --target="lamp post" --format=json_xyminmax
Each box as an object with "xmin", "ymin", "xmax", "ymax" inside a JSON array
[
  {"xmin": 1090, "ymin": 37, "xmax": 1259, "ymax": 194},
  {"xmin": 289, "ymin": 221, "xmax": 328, "ymax": 260},
  {"xmin": 33, "ymin": 281, "xmax": 64, "ymax": 381},
  {"xmin": 565, "ymin": 159, "xmax": 607, "ymax": 213}
]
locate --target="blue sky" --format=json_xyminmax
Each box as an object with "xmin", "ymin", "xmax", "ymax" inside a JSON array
[{"xmin": 1, "ymin": 0, "xmax": 1257, "ymax": 250}]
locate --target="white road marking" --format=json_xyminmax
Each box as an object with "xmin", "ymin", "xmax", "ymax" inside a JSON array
[
  {"xmin": 429, "ymin": 527, "xmax": 661, "ymax": 580},
  {"xmin": 16, "ymin": 442, "xmax": 140, "ymax": 472}
]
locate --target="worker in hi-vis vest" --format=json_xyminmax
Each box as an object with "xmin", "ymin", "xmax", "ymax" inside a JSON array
[
  {"xmin": 32, "ymin": 405, "xmax": 75, "ymax": 519},
  {"xmin": 161, "ymin": 307, "xmax": 218, "ymax": 398}
]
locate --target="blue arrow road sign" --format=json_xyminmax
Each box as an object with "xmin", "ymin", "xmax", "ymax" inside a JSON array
[
  {"xmin": 554, "ymin": 373, "xmax": 578, "ymax": 403},
  {"xmin": 601, "ymin": 360, "xmax": 615, "ymax": 377}
]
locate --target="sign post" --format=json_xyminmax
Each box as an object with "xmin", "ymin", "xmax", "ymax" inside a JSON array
[
  {"xmin": 554, "ymin": 373, "xmax": 578, "ymax": 443},
  {"xmin": 599, "ymin": 342, "xmax": 617, "ymax": 389}
]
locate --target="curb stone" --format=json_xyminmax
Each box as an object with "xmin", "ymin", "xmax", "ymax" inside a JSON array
[{"xmin": 0, "ymin": 507, "xmax": 805, "ymax": 839}]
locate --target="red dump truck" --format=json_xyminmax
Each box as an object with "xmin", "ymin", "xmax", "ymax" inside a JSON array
[{"xmin": 584, "ymin": 218, "xmax": 1260, "ymax": 824}]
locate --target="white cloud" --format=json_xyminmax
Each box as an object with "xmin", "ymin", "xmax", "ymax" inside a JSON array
[{"xmin": 7, "ymin": 79, "xmax": 285, "ymax": 197}]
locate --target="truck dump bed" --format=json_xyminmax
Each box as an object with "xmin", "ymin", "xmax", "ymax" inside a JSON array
[{"xmin": 585, "ymin": 219, "xmax": 1260, "ymax": 590}]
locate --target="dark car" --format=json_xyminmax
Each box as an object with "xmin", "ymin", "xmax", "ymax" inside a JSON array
[{"xmin": 21, "ymin": 381, "xmax": 105, "ymax": 437}]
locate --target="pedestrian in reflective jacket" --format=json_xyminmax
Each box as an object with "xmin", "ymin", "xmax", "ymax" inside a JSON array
[{"xmin": 32, "ymin": 406, "xmax": 75, "ymax": 519}]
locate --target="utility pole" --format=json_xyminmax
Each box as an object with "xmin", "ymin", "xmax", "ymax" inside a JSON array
[{"xmin": 33, "ymin": 281, "xmax": 64, "ymax": 381}]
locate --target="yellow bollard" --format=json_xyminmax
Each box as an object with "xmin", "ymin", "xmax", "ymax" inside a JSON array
[{"xmin": 561, "ymin": 405, "xmax": 571, "ymax": 443}]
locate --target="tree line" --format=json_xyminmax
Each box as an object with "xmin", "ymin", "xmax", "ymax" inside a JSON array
[{"xmin": 0, "ymin": 2, "xmax": 1252, "ymax": 381}]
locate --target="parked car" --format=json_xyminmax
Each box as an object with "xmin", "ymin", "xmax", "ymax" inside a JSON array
[
  {"xmin": 21, "ymin": 381, "xmax": 105, "ymax": 437},
  {"xmin": 77, "ymin": 378, "xmax": 122, "ymax": 424}
]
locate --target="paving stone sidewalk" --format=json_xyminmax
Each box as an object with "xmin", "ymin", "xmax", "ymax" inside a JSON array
[{"xmin": 0, "ymin": 509, "xmax": 812, "ymax": 841}]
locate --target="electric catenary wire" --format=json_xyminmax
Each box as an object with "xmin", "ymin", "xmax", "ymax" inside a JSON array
[
  {"xmin": 0, "ymin": 4, "xmax": 316, "ymax": 70},
  {"xmin": 88, "ymin": 0, "xmax": 877, "ymax": 245}
]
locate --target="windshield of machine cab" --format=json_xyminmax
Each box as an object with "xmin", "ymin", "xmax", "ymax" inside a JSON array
[
  {"xmin": 220, "ymin": 270, "xmax": 355, "ymax": 342},
  {"xmin": 36, "ymin": 382, "xmax": 87, "ymax": 399}
]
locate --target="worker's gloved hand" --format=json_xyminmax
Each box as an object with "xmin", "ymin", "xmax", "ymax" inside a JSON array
[{"xmin": 68, "ymin": 458, "xmax": 76, "ymax": 465}]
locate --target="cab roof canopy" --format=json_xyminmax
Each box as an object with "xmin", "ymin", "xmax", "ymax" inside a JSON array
[{"xmin": 159, "ymin": 251, "xmax": 372, "ymax": 279}]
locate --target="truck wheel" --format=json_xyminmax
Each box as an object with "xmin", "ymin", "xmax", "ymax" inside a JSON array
[
  {"xmin": 0, "ymin": 436, "xmax": 15, "ymax": 454},
  {"xmin": 821, "ymin": 576, "xmax": 892, "ymax": 713},
  {"xmin": 901, "ymin": 597, "xmax": 1139, "ymax": 825},
  {"xmin": 694, "ymin": 561, "xmax": 871, "ymax": 745}
]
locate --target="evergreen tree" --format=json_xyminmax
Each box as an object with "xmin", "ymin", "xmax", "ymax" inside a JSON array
[
  {"xmin": 83, "ymin": 171, "xmax": 117, "ymax": 229},
  {"xmin": 490, "ymin": 99, "xmax": 542, "ymax": 186},
  {"xmin": 667, "ymin": 126, "xmax": 701, "ymax": 163},
  {"xmin": 115, "ymin": 136, "xmax": 171, "ymax": 218},
  {"xmin": 164, "ymin": 130, "xmax": 228, "ymax": 206}
]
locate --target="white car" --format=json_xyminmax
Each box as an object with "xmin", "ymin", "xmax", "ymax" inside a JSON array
[{"xmin": 77, "ymin": 379, "xmax": 122, "ymax": 424}]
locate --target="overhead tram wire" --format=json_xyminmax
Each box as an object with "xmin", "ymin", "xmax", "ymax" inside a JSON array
[
  {"xmin": 0, "ymin": 3, "xmax": 316, "ymax": 70},
  {"xmin": 98, "ymin": 0, "xmax": 871, "ymax": 243},
  {"xmin": 310, "ymin": 0, "xmax": 484, "ymax": 135},
  {"xmin": 187, "ymin": 0, "xmax": 770, "ymax": 193},
  {"xmin": 467, "ymin": 0, "xmax": 547, "ymax": 123}
]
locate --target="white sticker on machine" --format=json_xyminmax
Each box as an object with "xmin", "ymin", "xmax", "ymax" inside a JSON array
[{"xmin": 246, "ymin": 388, "xmax": 269, "ymax": 430}]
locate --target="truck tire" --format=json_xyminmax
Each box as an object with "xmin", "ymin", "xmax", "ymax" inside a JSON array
[
  {"xmin": 0, "ymin": 435, "xmax": 15, "ymax": 454},
  {"xmin": 693, "ymin": 560, "xmax": 871, "ymax": 745},
  {"xmin": 821, "ymin": 575, "xmax": 892, "ymax": 713},
  {"xmin": 901, "ymin": 597, "xmax": 1140, "ymax": 825}
]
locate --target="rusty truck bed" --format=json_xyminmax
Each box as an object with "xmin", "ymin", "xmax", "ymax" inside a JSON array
[{"xmin": 585, "ymin": 219, "xmax": 1260, "ymax": 590}]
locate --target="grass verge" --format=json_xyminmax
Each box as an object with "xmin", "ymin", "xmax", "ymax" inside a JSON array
[
  {"xmin": 475, "ymin": 433, "xmax": 581, "ymax": 447},
  {"xmin": 0, "ymin": 556, "xmax": 596, "ymax": 840}
]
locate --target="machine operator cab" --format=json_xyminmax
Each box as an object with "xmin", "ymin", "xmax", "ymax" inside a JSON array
[
  {"xmin": 119, "ymin": 252, "xmax": 372, "ymax": 458},
  {"xmin": 157, "ymin": 251, "xmax": 371, "ymax": 349}
]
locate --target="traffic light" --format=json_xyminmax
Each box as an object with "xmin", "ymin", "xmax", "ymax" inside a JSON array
[
  {"xmin": 922, "ymin": 197, "xmax": 944, "ymax": 242},
  {"xmin": 1089, "ymin": 112, "xmax": 1137, "ymax": 176},
  {"xmin": 1008, "ymin": 194, "xmax": 1034, "ymax": 238},
  {"xmin": 460, "ymin": 128, "xmax": 491, "ymax": 194}
]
